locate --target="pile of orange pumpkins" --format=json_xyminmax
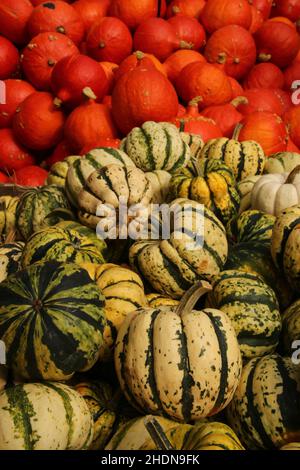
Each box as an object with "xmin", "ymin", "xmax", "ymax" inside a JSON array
[{"xmin": 0, "ymin": 0, "xmax": 299, "ymax": 186}]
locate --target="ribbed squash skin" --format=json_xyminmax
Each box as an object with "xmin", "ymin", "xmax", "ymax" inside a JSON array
[
  {"xmin": 0, "ymin": 196, "xmax": 20, "ymax": 242},
  {"xmin": 66, "ymin": 147, "xmax": 135, "ymax": 207},
  {"xmin": 120, "ymin": 121, "xmax": 190, "ymax": 173},
  {"xmin": 21, "ymin": 227, "xmax": 105, "ymax": 267},
  {"xmin": 16, "ymin": 186, "xmax": 71, "ymax": 240},
  {"xmin": 200, "ymin": 138, "xmax": 265, "ymax": 181},
  {"xmin": 82, "ymin": 263, "xmax": 147, "ymax": 361},
  {"xmin": 282, "ymin": 300, "xmax": 300, "ymax": 355},
  {"xmin": 0, "ymin": 241, "xmax": 24, "ymax": 283},
  {"xmin": 107, "ymin": 417, "xmax": 244, "ymax": 450},
  {"xmin": 170, "ymin": 159, "xmax": 240, "ymax": 225},
  {"xmin": 227, "ymin": 354, "xmax": 300, "ymax": 449},
  {"xmin": 114, "ymin": 304, "xmax": 242, "ymax": 421},
  {"xmin": 46, "ymin": 155, "xmax": 80, "ymax": 186},
  {"xmin": 180, "ymin": 132, "xmax": 204, "ymax": 161},
  {"xmin": 129, "ymin": 198, "xmax": 228, "ymax": 299},
  {"xmin": 55, "ymin": 220, "xmax": 107, "ymax": 258},
  {"xmin": 264, "ymin": 152, "xmax": 300, "ymax": 174},
  {"xmin": 147, "ymin": 293, "xmax": 179, "ymax": 308},
  {"xmin": 145, "ymin": 170, "xmax": 171, "ymax": 204},
  {"xmin": 0, "ymin": 261, "xmax": 106, "ymax": 380},
  {"xmin": 226, "ymin": 210, "xmax": 275, "ymax": 245},
  {"xmin": 0, "ymin": 382, "xmax": 93, "ymax": 450},
  {"xmin": 208, "ymin": 270, "xmax": 281, "ymax": 359},
  {"xmin": 237, "ymin": 175, "xmax": 262, "ymax": 213}
]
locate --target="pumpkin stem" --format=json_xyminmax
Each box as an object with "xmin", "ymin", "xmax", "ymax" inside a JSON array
[
  {"xmin": 134, "ymin": 51, "xmax": 145, "ymax": 60},
  {"xmin": 53, "ymin": 97, "xmax": 62, "ymax": 108},
  {"xmin": 217, "ymin": 52, "xmax": 227, "ymax": 64},
  {"xmin": 172, "ymin": 6, "xmax": 180, "ymax": 13},
  {"xmin": 188, "ymin": 96, "xmax": 203, "ymax": 107},
  {"xmin": 82, "ymin": 87, "xmax": 97, "ymax": 100},
  {"xmin": 258, "ymin": 53, "xmax": 272, "ymax": 63},
  {"xmin": 232, "ymin": 123, "xmax": 243, "ymax": 140},
  {"xmin": 286, "ymin": 165, "xmax": 300, "ymax": 184},
  {"xmin": 56, "ymin": 26, "xmax": 65, "ymax": 34},
  {"xmin": 4, "ymin": 230, "xmax": 16, "ymax": 244},
  {"xmin": 179, "ymin": 40, "xmax": 194, "ymax": 50},
  {"xmin": 175, "ymin": 281, "xmax": 212, "ymax": 317},
  {"xmin": 144, "ymin": 416, "xmax": 174, "ymax": 450},
  {"xmin": 231, "ymin": 96, "xmax": 249, "ymax": 107},
  {"xmin": 47, "ymin": 59, "xmax": 56, "ymax": 67}
]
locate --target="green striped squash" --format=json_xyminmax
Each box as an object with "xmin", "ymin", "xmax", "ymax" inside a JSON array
[
  {"xmin": 264, "ymin": 152, "xmax": 300, "ymax": 174},
  {"xmin": 78, "ymin": 164, "xmax": 153, "ymax": 229},
  {"xmin": 237, "ymin": 175, "xmax": 262, "ymax": 213},
  {"xmin": 120, "ymin": 121, "xmax": 190, "ymax": 173},
  {"xmin": 170, "ymin": 159, "xmax": 240, "ymax": 226},
  {"xmin": 226, "ymin": 210, "xmax": 276, "ymax": 245},
  {"xmin": 0, "ymin": 241, "xmax": 24, "ymax": 283},
  {"xmin": 46, "ymin": 155, "xmax": 80, "ymax": 186},
  {"xmin": 65, "ymin": 147, "xmax": 135, "ymax": 207},
  {"xmin": 0, "ymin": 382, "xmax": 93, "ymax": 450},
  {"xmin": 200, "ymin": 138, "xmax": 265, "ymax": 182},
  {"xmin": 146, "ymin": 293, "xmax": 179, "ymax": 308},
  {"xmin": 180, "ymin": 132, "xmax": 204, "ymax": 162},
  {"xmin": 129, "ymin": 198, "xmax": 228, "ymax": 299},
  {"xmin": 227, "ymin": 354, "xmax": 300, "ymax": 449},
  {"xmin": 282, "ymin": 300, "xmax": 300, "ymax": 355},
  {"xmin": 208, "ymin": 270, "xmax": 281, "ymax": 359},
  {"xmin": 22, "ymin": 227, "xmax": 105, "ymax": 267},
  {"xmin": 0, "ymin": 261, "xmax": 106, "ymax": 380},
  {"xmin": 16, "ymin": 186, "xmax": 71, "ymax": 240},
  {"xmin": 0, "ymin": 196, "xmax": 20, "ymax": 242},
  {"xmin": 115, "ymin": 282, "xmax": 242, "ymax": 422},
  {"xmin": 55, "ymin": 220, "xmax": 107, "ymax": 258},
  {"xmin": 145, "ymin": 170, "xmax": 172, "ymax": 204}
]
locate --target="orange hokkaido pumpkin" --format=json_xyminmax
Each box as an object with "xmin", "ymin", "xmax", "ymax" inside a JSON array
[
  {"xmin": 268, "ymin": 17, "xmax": 296, "ymax": 28},
  {"xmin": 99, "ymin": 61, "xmax": 119, "ymax": 93},
  {"xmin": 166, "ymin": 0, "xmax": 206, "ymax": 19},
  {"xmin": 243, "ymin": 62, "xmax": 284, "ymax": 89},
  {"xmin": 236, "ymin": 89, "xmax": 284, "ymax": 116},
  {"xmin": 274, "ymin": 89, "xmax": 293, "ymax": 114},
  {"xmin": 250, "ymin": 0, "xmax": 272, "ymax": 19},
  {"xmin": 164, "ymin": 49, "xmax": 205, "ymax": 83},
  {"xmin": 13, "ymin": 91, "xmax": 65, "ymax": 150},
  {"xmin": 201, "ymin": 0, "xmax": 252, "ymax": 34},
  {"xmin": 12, "ymin": 165, "xmax": 49, "ymax": 186},
  {"xmin": 249, "ymin": 5, "xmax": 264, "ymax": 34},
  {"xmin": 229, "ymin": 77, "xmax": 245, "ymax": 98},
  {"xmin": 201, "ymin": 97, "xmax": 245, "ymax": 138},
  {"xmin": 108, "ymin": 0, "xmax": 165, "ymax": 30},
  {"xmin": 0, "ymin": 79, "xmax": 35, "ymax": 129},
  {"xmin": 114, "ymin": 51, "xmax": 166, "ymax": 82},
  {"xmin": 112, "ymin": 63, "xmax": 179, "ymax": 135},
  {"xmin": 167, "ymin": 15, "xmax": 206, "ymax": 51},
  {"xmin": 272, "ymin": 0, "xmax": 300, "ymax": 22},
  {"xmin": 0, "ymin": 0, "xmax": 33, "ymax": 45},
  {"xmin": 80, "ymin": 137, "xmax": 121, "ymax": 155},
  {"xmin": 44, "ymin": 140, "xmax": 73, "ymax": 168},
  {"xmin": 0, "ymin": 128, "xmax": 35, "ymax": 173},
  {"xmin": 285, "ymin": 107, "xmax": 300, "ymax": 149},
  {"xmin": 284, "ymin": 62, "xmax": 300, "ymax": 92},
  {"xmin": 176, "ymin": 61, "xmax": 232, "ymax": 108},
  {"xmin": 73, "ymin": 0, "xmax": 111, "ymax": 32},
  {"xmin": 0, "ymin": 37, "xmax": 19, "ymax": 80}
]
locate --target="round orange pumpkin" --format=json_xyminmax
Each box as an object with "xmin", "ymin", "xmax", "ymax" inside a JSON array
[
  {"xmin": 284, "ymin": 107, "xmax": 300, "ymax": 149},
  {"xmin": 236, "ymin": 89, "xmax": 284, "ymax": 116},
  {"xmin": 0, "ymin": 79, "xmax": 35, "ymax": 129},
  {"xmin": 201, "ymin": 0, "xmax": 252, "ymax": 33},
  {"xmin": 73, "ymin": 0, "xmax": 110, "ymax": 32},
  {"xmin": 243, "ymin": 62, "xmax": 284, "ymax": 89},
  {"xmin": 164, "ymin": 49, "xmax": 205, "ymax": 83},
  {"xmin": 114, "ymin": 51, "xmax": 166, "ymax": 82},
  {"xmin": 99, "ymin": 61, "xmax": 119, "ymax": 94},
  {"xmin": 251, "ymin": 0, "xmax": 272, "ymax": 19},
  {"xmin": 201, "ymin": 97, "xmax": 245, "ymax": 138},
  {"xmin": 167, "ymin": 15, "xmax": 206, "ymax": 51},
  {"xmin": 272, "ymin": 0, "xmax": 300, "ymax": 22},
  {"xmin": 0, "ymin": 128, "xmax": 35, "ymax": 173},
  {"xmin": 0, "ymin": 36, "xmax": 19, "ymax": 80},
  {"xmin": 0, "ymin": 0, "xmax": 33, "ymax": 45},
  {"xmin": 166, "ymin": 0, "xmax": 206, "ymax": 19},
  {"xmin": 108, "ymin": 0, "xmax": 164, "ymax": 30},
  {"xmin": 229, "ymin": 77, "xmax": 245, "ymax": 98},
  {"xmin": 248, "ymin": 5, "xmax": 264, "ymax": 34}
]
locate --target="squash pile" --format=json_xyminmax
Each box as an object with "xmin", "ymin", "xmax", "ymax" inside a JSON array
[{"xmin": 0, "ymin": 0, "xmax": 300, "ymax": 453}]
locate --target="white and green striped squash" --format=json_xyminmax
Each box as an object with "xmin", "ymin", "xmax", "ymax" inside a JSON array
[
  {"xmin": 129, "ymin": 198, "xmax": 228, "ymax": 299},
  {"xmin": 226, "ymin": 210, "xmax": 276, "ymax": 245},
  {"xmin": 208, "ymin": 270, "xmax": 281, "ymax": 359},
  {"xmin": 180, "ymin": 132, "xmax": 204, "ymax": 162},
  {"xmin": 16, "ymin": 186, "xmax": 71, "ymax": 240},
  {"xmin": 264, "ymin": 152, "xmax": 300, "ymax": 174},
  {"xmin": 120, "ymin": 121, "xmax": 190, "ymax": 173},
  {"xmin": 0, "ymin": 261, "xmax": 106, "ymax": 380},
  {"xmin": 0, "ymin": 382, "xmax": 93, "ymax": 450},
  {"xmin": 55, "ymin": 220, "xmax": 107, "ymax": 258},
  {"xmin": 237, "ymin": 175, "xmax": 262, "ymax": 213},
  {"xmin": 46, "ymin": 155, "xmax": 80, "ymax": 186},
  {"xmin": 227, "ymin": 354, "xmax": 300, "ymax": 449},
  {"xmin": 0, "ymin": 196, "xmax": 20, "ymax": 242},
  {"xmin": 282, "ymin": 300, "xmax": 300, "ymax": 355},
  {"xmin": 78, "ymin": 164, "xmax": 153, "ymax": 230},
  {"xmin": 200, "ymin": 138, "xmax": 265, "ymax": 182},
  {"xmin": 146, "ymin": 293, "xmax": 179, "ymax": 308},
  {"xmin": 0, "ymin": 241, "xmax": 24, "ymax": 283},
  {"xmin": 145, "ymin": 170, "xmax": 172, "ymax": 204},
  {"xmin": 65, "ymin": 147, "xmax": 135, "ymax": 207},
  {"xmin": 21, "ymin": 226, "xmax": 105, "ymax": 267},
  {"xmin": 115, "ymin": 281, "xmax": 242, "ymax": 422}
]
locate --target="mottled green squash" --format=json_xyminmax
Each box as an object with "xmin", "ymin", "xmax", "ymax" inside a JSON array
[
  {"xmin": 0, "ymin": 196, "xmax": 20, "ymax": 242},
  {"xmin": 264, "ymin": 152, "xmax": 300, "ymax": 174},
  {"xmin": 146, "ymin": 293, "xmax": 179, "ymax": 308},
  {"xmin": 46, "ymin": 155, "xmax": 80, "ymax": 186},
  {"xmin": 226, "ymin": 210, "xmax": 275, "ymax": 245},
  {"xmin": 282, "ymin": 300, "xmax": 300, "ymax": 355},
  {"xmin": 0, "ymin": 261, "xmax": 106, "ymax": 380},
  {"xmin": 0, "ymin": 241, "xmax": 24, "ymax": 283},
  {"xmin": 55, "ymin": 220, "xmax": 107, "ymax": 258}
]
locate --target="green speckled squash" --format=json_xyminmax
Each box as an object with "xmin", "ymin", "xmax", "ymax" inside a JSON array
[
  {"xmin": 0, "ymin": 241, "xmax": 24, "ymax": 283},
  {"xmin": 120, "ymin": 121, "xmax": 190, "ymax": 173},
  {"xmin": 22, "ymin": 227, "xmax": 105, "ymax": 267},
  {"xmin": 16, "ymin": 186, "xmax": 71, "ymax": 240},
  {"xmin": 0, "ymin": 196, "xmax": 20, "ymax": 242},
  {"xmin": 129, "ymin": 198, "xmax": 228, "ymax": 299},
  {"xmin": 114, "ymin": 281, "xmax": 242, "ymax": 422},
  {"xmin": 208, "ymin": 270, "xmax": 281, "ymax": 359},
  {"xmin": 200, "ymin": 138, "xmax": 265, "ymax": 182},
  {"xmin": 237, "ymin": 175, "xmax": 262, "ymax": 213},
  {"xmin": 55, "ymin": 220, "xmax": 107, "ymax": 258},
  {"xmin": 226, "ymin": 210, "xmax": 276, "ymax": 245},
  {"xmin": 145, "ymin": 170, "xmax": 171, "ymax": 204},
  {"xmin": 282, "ymin": 300, "xmax": 300, "ymax": 355},
  {"xmin": 146, "ymin": 293, "xmax": 179, "ymax": 308},
  {"xmin": 46, "ymin": 155, "xmax": 80, "ymax": 186},
  {"xmin": 170, "ymin": 159, "xmax": 240, "ymax": 226},
  {"xmin": 65, "ymin": 147, "xmax": 135, "ymax": 207},
  {"xmin": 264, "ymin": 152, "xmax": 300, "ymax": 174},
  {"xmin": 180, "ymin": 132, "xmax": 204, "ymax": 162},
  {"xmin": 0, "ymin": 261, "xmax": 106, "ymax": 381},
  {"xmin": 0, "ymin": 382, "xmax": 93, "ymax": 450},
  {"xmin": 227, "ymin": 354, "xmax": 300, "ymax": 449}
]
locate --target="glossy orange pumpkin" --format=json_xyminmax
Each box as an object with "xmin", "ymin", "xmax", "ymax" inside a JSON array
[
  {"xmin": 109, "ymin": 0, "xmax": 165, "ymax": 30},
  {"xmin": 0, "ymin": 128, "xmax": 35, "ymax": 173},
  {"xmin": 284, "ymin": 62, "xmax": 300, "ymax": 92},
  {"xmin": 229, "ymin": 77, "xmax": 245, "ymax": 98},
  {"xmin": 73, "ymin": 0, "xmax": 111, "ymax": 32},
  {"xmin": 236, "ymin": 89, "xmax": 284, "ymax": 116},
  {"xmin": 274, "ymin": 89, "xmax": 293, "ymax": 114},
  {"xmin": 12, "ymin": 165, "xmax": 49, "ymax": 186},
  {"xmin": 272, "ymin": 0, "xmax": 300, "ymax": 22},
  {"xmin": 166, "ymin": 0, "xmax": 206, "ymax": 19},
  {"xmin": 44, "ymin": 139, "xmax": 73, "ymax": 168},
  {"xmin": 250, "ymin": 0, "xmax": 272, "ymax": 19},
  {"xmin": 0, "ymin": 79, "xmax": 35, "ymax": 129},
  {"xmin": 201, "ymin": 97, "xmax": 245, "ymax": 138},
  {"xmin": 249, "ymin": 5, "xmax": 264, "ymax": 34},
  {"xmin": 80, "ymin": 137, "xmax": 121, "ymax": 155},
  {"xmin": 243, "ymin": 62, "xmax": 284, "ymax": 89},
  {"xmin": 0, "ymin": 0, "xmax": 33, "ymax": 45},
  {"xmin": 0, "ymin": 37, "xmax": 19, "ymax": 80},
  {"xmin": 285, "ymin": 107, "xmax": 300, "ymax": 149},
  {"xmin": 167, "ymin": 15, "xmax": 206, "ymax": 51},
  {"xmin": 201, "ymin": 0, "xmax": 252, "ymax": 33},
  {"xmin": 99, "ymin": 61, "xmax": 119, "ymax": 93},
  {"xmin": 164, "ymin": 49, "xmax": 205, "ymax": 83},
  {"xmin": 114, "ymin": 51, "xmax": 166, "ymax": 82}
]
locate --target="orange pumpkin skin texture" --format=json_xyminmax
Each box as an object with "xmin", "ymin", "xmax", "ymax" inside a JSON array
[
  {"xmin": 272, "ymin": 0, "xmax": 300, "ymax": 22},
  {"xmin": 21, "ymin": 32, "xmax": 79, "ymax": 90},
  {"xmin": 243, "ymin": 63, "xmax": 284, "ymax": 90},
  {"xmin": 166, "ymin": 0, "xmax": 206, "ymax": 19},
  {"xmin": 252, "ymin": 0, "xmax": 272, "ymax": 19},
  {"xmin": 229, "ymin": 77, "xmax": 244, "ymax": 99},
  {"xmin": 0, "ymin": 0, "xmax": 33, "ymax": 45},
  {"xmin": 73, "ymin": 0, "xmax": 110, "ymax": 32},
  {"xmin": 205, "ymin": 25, "xmax": 256, "ymax": 80},
  {"xmin": 109, "ymin": 0, "xmax": 163, "ymax": 30},
  {"xmin": 167, "ymin": 15, "xmax": 206, "ymax": 51},
  {"xmin": 176, "ymin": 62, "xmax": 232, "ymax": 108},
  {"xmin": 0, "ymin": 128, "xmax": 35, "ymax": 173},
  {"xmin": 201, "ymin": 100, "xmax": 243, "ymax": 138},
  {"xmin": 249, "ymin": 5, "xmax": 264, "ymax": 34},
  {"xmin": 0, "ymin": 79, "xmax": 35, "ymax": 129},
  {"xmin": 0, "ymin": 37, "xmax": 19, "ymax": 81},
  {"xmin": 284, "ymin": 62, "xmax": 300, "ymax": 92},
  {"xmin": 201, "ymin": 0, "xmax": 252, "ymax": 34},
  {"xmin": 99, "ymin": 61, "xmax": 119, "ymax": 94},
  {"xmin": 13, "ymin": 91, "xmax": 65, "ymax": 151},
  {"xmin": 164, "ymin": 50, "xmax": 205, "ymax": 84},
  {"xmin": 112, "ymin": 66, "xmax": 179, "ymax": 136},
  {"xmin": 114, "ymin": 52, "xmax": 166, "ymax": 82},
  {"xmin": 133, "ymin": 18, "xmax": 179, "ymax": 62},
  {"xmin": 236, "ymin": 89, "xmax": 284, "ymax": 117},
  {"xmin": 285, "ymin": 107, "xmax": 300, "ymax": 150}
]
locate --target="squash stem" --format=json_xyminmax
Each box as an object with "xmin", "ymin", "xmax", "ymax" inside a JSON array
[
  {"xmin": 144, "ymin": 416, "xmax": 174, "ymax": 450},
  {"xmin": 175, "ymin": 281, "xmax": 212, "ymax": 317}
]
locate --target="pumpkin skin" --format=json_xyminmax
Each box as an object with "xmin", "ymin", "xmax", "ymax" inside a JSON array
[
  {"xmin": 0, "ymin": 196, "xmax": 20, "ymax": 242},
  {"xmin": 236, "ymin": 89, "xmax": 284, "ymax": 117},
  {"xmin": 166, "ymin": 0, "xmax": 206, "ymax": 20},
  {"xmin": 13, "ymin": 91, "xmax": 65, "ymax": 151},
  {"xmin": 0, "ymin": 382, "xmax": 93, "ymax": 450},
  {"xmin": 86, "ymin": 17, "xmax": 132, "ymax": 65},
  {"xmin": 27, "ymin": 1, "xmax": 85, "ymax": 45},
  {"xmin": 204, "ymin": 25, "xmax": 256, "ymax": 80},
  {"xmin": 12, "ymin": 165, "xmax": 49, "ymax": 187},
  {"xmin": 114, "ymin": 282, "xmax": 242, "ymax": 421},
  {"xmin": 208, "ymin": 270, "xmax": 281, "ymax": 359},
  {"xmin": 109, "ymin": 0, "xmax": 162, "ymax": 30},
  {"xmin": 249, "ymin": 5, "xmax": 264, "ymax": 34},
  {"xmin": 129, "ymin": 199, "xmax": 228, "ymax": 299},
  {"xmin": 284, "ymin": 62, "xmax": 300, "ymax": 93},
  {"xmin": 200, "ymin": 98, "xmax": 244, "ymax": 138},
  {"xmin": 285, "ymin": 107, "xmax": 300, "ymax": 150},
  {"xmin": 201, "ymin": 0, "xmax": 252, "ymax": 34},
  {"xmin": 46, "ymin": 155, "xmax": 80, "ymax": 186},
  {"xmin": 243, "ymin": 62, "xmax": 284, "ymax": 90},
  {"xmin": 0, "ymin": 0, "xmax": 33, "ymax": 45},
  {"xmin": 163, "ymin": 49, "xmax": 205, "ymax": 84},
  {"xmin": 170, "ymin": 159, "xmax": 240, "ymax": 226},
  {"xmin": 121, "ymin": 121, "xmax": 190, "ymax": 173},
  {"xmin": 227, "ymin": 354, "xmax": 300, "ymax": 449},
  {"xmin": 167, "ymin": 15, "xmax": 206, "ymax": 51},
  {"xmin": 264, "ymin": 152, "xmax": 300, "ymax": 174},
  {"xmin": 200, "ymin": 137, "xmax": 265, "ymax": 182},
  {"xmin": 0, "ymin": 261, "xmax": 106, "ymax": 381},
  {"xmin": 114, "ymin": 51, "xmax": 167, "ymax": 82},
  {"xmin": 111, "ymin": 64, "xmax": 179, "ymax": 136},
  {"xmin": 21, "ymin": 32, "xmax": 79, "ymax": 90},
  {"xmin": 133, "ymin": 18, "xmax": 179, "ymax": 62},
  {"xmin": 16, "ymin": 185, "xmax": 71, "ymax": 240},
  {"xmin": 0, "ymin": 37, "xmax": 19, "ymax": 80},
  {"xmin": 0, "ymin": 79, "xmax": 35, "ymax": 129},
  {"xmin": 255, "ymin": 21, "xmax": 300, "ymax": 68},
  {"xmin": 0, "ymin": 128, "xmax": 36, "ymax": 173},
  {"xmin": 282, "ymin": 300, "xmax": 300, "ymax": 356},
  {"xmin": 252, "ymin": 0, "xmax": 272, "ymax": 19},
  {"xmin": 73, "ymin": 0, "xmax": 110, "ymax": 32},
  {"xmin": 45, "ymin": 139, "xmax": 73, "ymax": 167},
  {"xmin": 0, "ymin": 242, "xmax": 24, "ymax": 283},
  {"xmin": 272, "ymin": 0, "xmax": 300, "ymax": 23}
]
